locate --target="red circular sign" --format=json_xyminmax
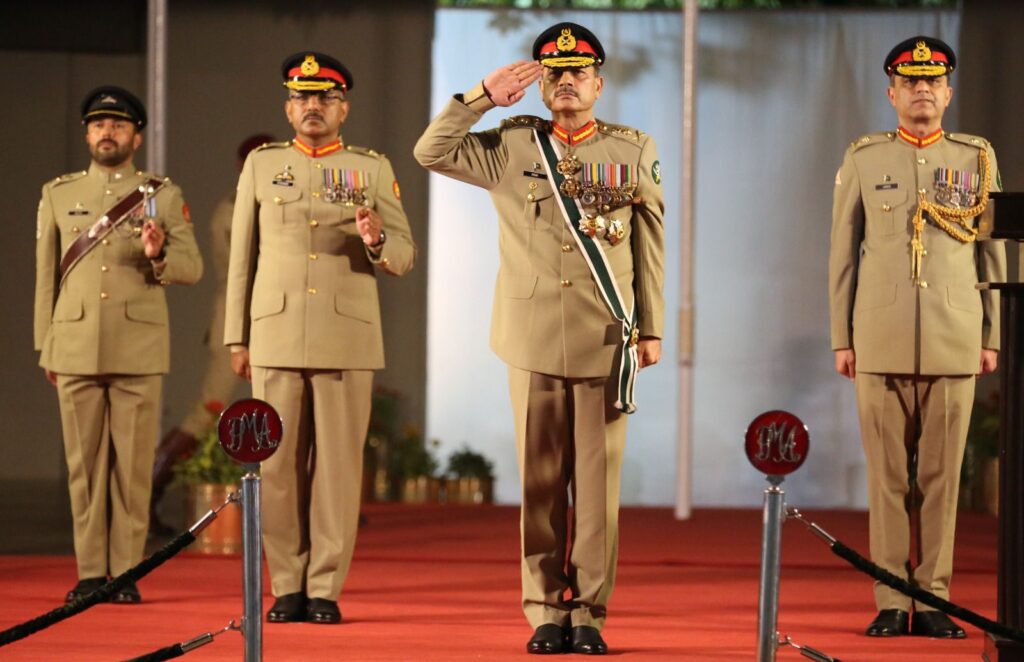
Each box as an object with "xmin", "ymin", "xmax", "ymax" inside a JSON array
[
  {"xmin": 217, "ymin": 398, "xmax": 283, "ymax": 464},
  {"xmin": 744, "ymin": 410, "xmax": 809, "ymax": 476}
]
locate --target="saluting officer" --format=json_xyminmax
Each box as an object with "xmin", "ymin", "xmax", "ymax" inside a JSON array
[
  {"xmin": 415, "ymin": 23, "xmax": 664, "ymax": 655},
  {"xmin": 225, "ymin": 52, "xmax": 416, "ymax": 625},
  {"xmin": 829, "ymin": 36, "xmax": 1005, "ymax": 639},
  {"xmin": 34, "ymin": 87, "xmax": 203, "ymax": 604}
]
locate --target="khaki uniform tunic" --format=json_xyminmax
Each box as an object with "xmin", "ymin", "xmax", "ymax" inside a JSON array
[
  {"xmin": 415, "ymin": 91, "xmax": 664, "ymax": 629},
  {"xmin": 829, "ymin": 131, "xmax": 1005, "ymax": 610},
  {"xmin": 34, "ymin": 161, "xmax": 203, "ymax": 579}
]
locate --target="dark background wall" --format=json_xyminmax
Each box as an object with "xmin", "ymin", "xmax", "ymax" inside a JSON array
[{"xmin": 0, "ymin": 1, "xmax": 433, "ymax": 496}]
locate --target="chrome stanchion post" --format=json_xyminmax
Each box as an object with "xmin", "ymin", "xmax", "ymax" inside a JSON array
[
  {"xmin": 216, "ymin": 399, "xmax": 283, "ymax": 662},
  {"xmin": 241, "ymin": 466, "xmax": 262, "ymax": 662},
  {"xmin": 757, "ymin": 475, "xmax": 785, "ymax": 662},
  {"xmin": 744, "ymin": 410, "xmax": 810, "ymax": 662}
]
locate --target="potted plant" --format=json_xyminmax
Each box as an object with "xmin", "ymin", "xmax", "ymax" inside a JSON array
[
  {"xmin": 444, "ymin": 445, "xmax": 495, "ymax": 504},
  {"xmin": 387, "ymin": 424, "xmax": 441, "ymax": 503},
  {"xmin": 172, "ymin": 401, "xmax": 245, "ymax": 553},
  {"xmin": 961, "ymin": 392, "xmax": 999, "ymax": 516}
]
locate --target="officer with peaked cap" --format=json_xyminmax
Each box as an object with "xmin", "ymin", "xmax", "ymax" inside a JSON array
[
  {"xmin": 225, "ymin": 51, "xmax": 416, "ymax": 625},
  {"xmin": 829, "ymin": 36, "xmax": 1004, "ymax": 639},
  {"xmin": 34, "ymin": 85, "xmax": 203, "ymax": 604},
  {"xmin": 416, "ymin": 22, "xmax": 664, "ymax": 655}
]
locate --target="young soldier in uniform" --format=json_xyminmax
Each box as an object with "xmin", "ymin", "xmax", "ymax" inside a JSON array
[
  {"xmin": 829, "ymin": 36, "xmax": 1005, "ymax": 639},
  {"xmin": 225, "ymin": 52, "xmax": 416, "ymax": 625},
  {"xmin": 34, "ymin": 87, "xmax": 203, "ymax": 603},
  {"xmin": 415, "ymin": 23, "xmax": 664, "ymax": 655}
]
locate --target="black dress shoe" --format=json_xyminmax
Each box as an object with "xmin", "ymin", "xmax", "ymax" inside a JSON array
[
  {"xmin": 65, "ymin": 577, "xmax": 108, "ymax": 604},
  {"xmin": 570, "ymin": 626, "xmax": 608, "ymax": 655},
  {"xmin": 307, "ymin": 598, "xmax": 342, "ymax": 624},
  {"xmin": 267, "ymin": 592, "xmax": 307, "ymax": 623},
  {"xmin": 865, "ymin": 609, "xmax": 909, "ymax": 637},
  {"xmin": 111, "ymin": 580, "xmax": 141, "ymax": 604},
  {"xmin": 912, "ymin": 611, "xmax": 966, "ymax": 639},
  {"xmin": 526, "ymin": 624, "xmax": 568, "ymax": 654}
]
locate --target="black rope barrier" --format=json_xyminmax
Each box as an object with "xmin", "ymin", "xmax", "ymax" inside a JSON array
[
  {"xmin": 788, "ymin": 508, "xmax": 1024, "ymax": 643},
  {"xmin": 125, "ymin": 643, "xmax": 185, "ymax": 662},
  {"xmin": 123, "ymin": 620, "xmax": 240, "ymax": 662},
  {"xmin": 0, "ymin": 530, "xmax": 196, "ymax": 647}
]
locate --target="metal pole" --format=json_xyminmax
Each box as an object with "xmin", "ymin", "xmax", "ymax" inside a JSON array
[
  {"xmin": 145, "ymin": 0, "xmax": 167, "ymax": 174},
  {"xmin": 675, "ymin": 0, "xmax": 699, "ymax": 520},
  {"xmin": 757, "ymin": 476, "xmax": 785, "ymax": 662},
  {"xmin": 241, "ymin": 468, "xmax": 262, "ymax": 661}
]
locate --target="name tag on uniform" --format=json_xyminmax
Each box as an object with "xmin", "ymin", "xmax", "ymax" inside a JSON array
[
  {"xmin": 522, "ymin": 171, "xmax": 548, "ymax": 179},
  {"xmin": 875, "ymin": 183, "xmax": 899, "ymax": 190}
]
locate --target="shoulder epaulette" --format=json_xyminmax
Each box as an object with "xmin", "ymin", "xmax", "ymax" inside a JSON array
[
  {"xmin": 254, "ymin": 141, "xmax": 291, "ymax": 152},
  {"xmin": 344, "ymin": 144, "xmax": 383, "ymax": 159},
  {"xmin": 501, "ymin": 115, "xmax": 549, "ymax": 131},
  {"xmin": 134, "ymin": 170, "xmax": 172, "ymax": 183},
  {"xmin": 597, "ymin": 121, "xmax": 644, "ymax": 144},
  {"xmin": 48, "ymin": 170, "xmax": 87, "ymax": 187},
  {"xmin": 850, "ymin": 132, "xmax": 895, "ymax": 151},
  {"xmin": 945, "ymin": 132, "xmax": 990, "ymax": 149}
]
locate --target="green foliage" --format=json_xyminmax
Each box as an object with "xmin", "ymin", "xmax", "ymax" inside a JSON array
[
  {"xmin": 172, "ymin": 427, "xmax": 246, "ymax": 486},
  {"xmin": 446, "ymin": 445, "xmax": 496, "ymax": 480},
  {"xmin": 438, "ymin": 0, "xmax": 956, "ymax": 8}
]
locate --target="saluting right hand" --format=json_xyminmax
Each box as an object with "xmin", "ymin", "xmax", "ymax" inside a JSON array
[{"xmin": 483, "ymin": 61, "xmax": 544, "ymax": 107}]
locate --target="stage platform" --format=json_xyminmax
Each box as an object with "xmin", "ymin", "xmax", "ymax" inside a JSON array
[{"xmin": 0, "ymin": 504, "xmax": 998, "ymax": 660}]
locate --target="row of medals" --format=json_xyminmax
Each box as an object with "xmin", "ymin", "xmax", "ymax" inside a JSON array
[{"xmin": 556, "ymin": 154, "xmax": 636, "ymax": 245}]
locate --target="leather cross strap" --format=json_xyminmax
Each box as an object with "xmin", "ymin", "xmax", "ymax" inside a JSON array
[{"xmin": 58, "ymin": 177, "xmax": 165, "ymax": 285}]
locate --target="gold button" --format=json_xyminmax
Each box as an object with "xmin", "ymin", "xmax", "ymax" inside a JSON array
[
  {"xmin": 917, "ymin": 157, "xmax": 926, "ymax": 165},
  {"xmin": 308, "ymin": 287, "xmax": 317, "ymax": 294},
  {"xmin": 560, "ymin": 279, "xmax": 572, "ymax": 288},
  {"xmin": 380, "ymin": 257, "xmax": 389, "ymax": 267},
  {"xmin": 527, "ymin": 193, "xmax": 536, "ymax": 202},
  {"xmin": 882, "ymin": 204, "xmax": 891, "ymax": 212},
  {"xmin": 160, "ymin": 280, "xmax": 169, "ymax": 286},
  {"xmin": 309, "ymin": 253, "xmax": 318, "ymax": 260},
  {"xmin": 315, "ymin": 163, "xmax": 323, "ymax": 169},
  {"xmin": 100, "ymin": 265, "xmax": 108, "ymax": 272},
  {"xmin": 105, "ymin": 189, "xmax": 112, "ymax": 195},
  {"xmin": 71, "ymin": 226, "xmax": 80, "ymax": 233},
  {"xmin": 114, "ymin": 173, "xmax": 122, "ymax": 180},
  {"xmin": 101, "ymin": 239, "xmax": 110, "ymax": 246},
  {"xmin": 100, "ymin": 292, "xmax": 109, "ymax": 299},
  {"xmin": 918, "ymin": 188, "xmax": 927, "ymax": 195},
  {"xmin": 313, "ymin": 191, "xmax": 321, "ymax": 198},
  {"xmin": 273, "ymin": 196, "xmax": 283, "ymax": 204},
  {"xmin": 561, "ymin": 244, "xmax": 573, "ymax": 252},
  {"xmin": 309, "ymin": 219, "xmax": 319, "ymax": 227},
  {"xmin": 920, "ymin": 281, "xmax": 929, "ymax": 289}
]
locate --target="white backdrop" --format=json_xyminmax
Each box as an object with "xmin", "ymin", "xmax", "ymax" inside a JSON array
[{"xmin": 425, "ymin": 8, "xmax": 960, "ymax": 507}]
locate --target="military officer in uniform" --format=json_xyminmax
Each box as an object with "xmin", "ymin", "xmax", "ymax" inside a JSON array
[
  {"xmin": 225, "ymin": 52, "xmax": 416, "ymax": 625},
  {"xmin": 829, "ymin": 36, "xmax": 1005, "ymax": 639},
  {"xmin": 34, "ymin": 87, "xmax": 203, "ymax": 603},
  {"xmin": 149, "ymin": 133, "xmax": 274, "ymax": 531},
  {"xmin": 415, "ymin": 23, "xmax": 664, "ymax": 655}
]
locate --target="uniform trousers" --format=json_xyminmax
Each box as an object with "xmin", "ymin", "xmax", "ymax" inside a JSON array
[
  {"xmin": 854, "ymin": 372, "xmax": 974, "ymax": 611},
  {"xmin": 253, "ymin": 366, "xmax": 373, "ymax": 601},
  {"xmin": 56, "ymin": 373, "xmax": 162, "ymax": 579},
  {"xmin": 508, "ymin": 366, "xmax": 627, "ymax": 631}
]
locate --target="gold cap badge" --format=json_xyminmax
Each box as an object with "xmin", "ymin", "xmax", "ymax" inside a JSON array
[
  {"xmin": 912, "ymin": 41, "xmax": 932, "ymax": 62},
  {"xmin": 556, "ymin": 28, "xmax": 577, "ymax": 52},
  {"xmin": 300, "ymin": 54, "xmax": 320, "ymax": 76}
]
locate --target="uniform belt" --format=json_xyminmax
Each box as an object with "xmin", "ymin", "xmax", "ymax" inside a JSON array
[{"xmin": 59, "ymin": 178, "xmax": 165, "ymax": 285}]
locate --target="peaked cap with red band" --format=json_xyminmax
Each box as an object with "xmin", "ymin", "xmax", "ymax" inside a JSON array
[
  {"xmin": 81, "ymin": 86, "xmax": 147, "ymax": 129},
  {"xmin": 884, "ymin": 36, "xmax": 956, "ymax": 78},
  {"xmin": 532, "ymin": 22, "xmax": 605, "ymax": 69},
  {"xmin": 281, "ymin": 51, "xmax": 354, "ymax": 92}
]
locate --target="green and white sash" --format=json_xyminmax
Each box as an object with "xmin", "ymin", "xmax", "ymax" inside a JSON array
[{"xmin": 534, "ymin": 128, "xmax": 639, "ymax": 414}]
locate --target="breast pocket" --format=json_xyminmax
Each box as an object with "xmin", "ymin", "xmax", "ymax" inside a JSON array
[
  {"xmin": 267, "ymin": 188, "xmax": 304, "ymax": 224},
  {"xmin": 865, "ymin": 187, "xmax": 908, "ymax": 236},
  {"xmin": 520, "ymin": 179, "xmax": 555, "ymax": 230}
]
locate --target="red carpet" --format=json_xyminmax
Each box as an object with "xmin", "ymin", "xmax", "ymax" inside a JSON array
[{"xmin": 0, "ymin": 505, "xmax": 998, "ymax": 660}]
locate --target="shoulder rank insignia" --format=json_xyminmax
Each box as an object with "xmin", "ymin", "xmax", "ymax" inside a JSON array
[
  {"xmin": 50, "ymin": 170, "xmax": 87, "ymax": 187},
  {"xmin": 345, "ymin": 144, "xmax": 383, "ymax": 158},
  {"xmin": 945, "ymin": 132, "xmax": 990, "ymax": 149},
  {"xmin": 501, "ymin": 115, "xmax": 549, "ymax": 131},
  {"xmin": 597, "ymin": 122, "xmax": 643, "ymax": 144},
  {"xmin": 255, "ymin": 141, "xmax": 291, "ymax": 152}
]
